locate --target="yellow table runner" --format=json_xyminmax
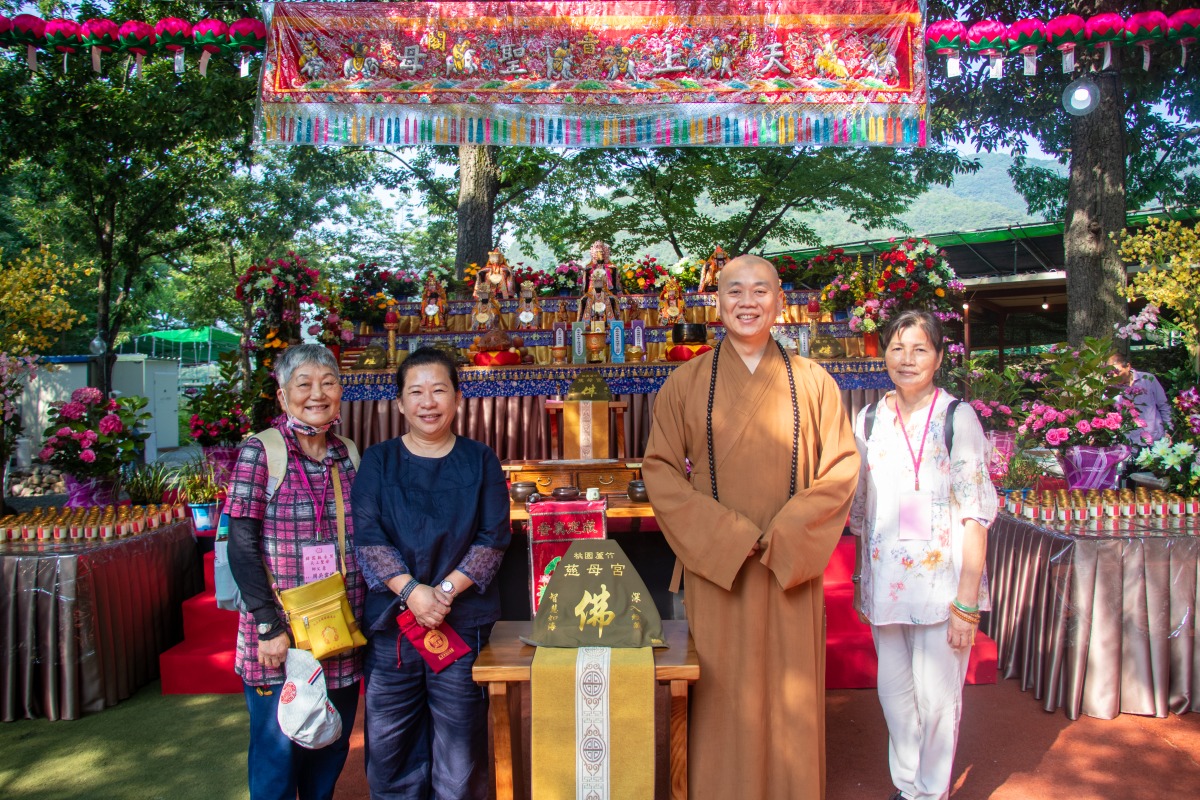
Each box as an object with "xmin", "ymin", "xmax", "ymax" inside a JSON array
[{"xmin": 531, "ymin": 646, "xmax": 655, "ymax": 799}]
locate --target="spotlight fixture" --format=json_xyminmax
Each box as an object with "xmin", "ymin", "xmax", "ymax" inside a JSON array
[
  {"xmin": 962, "ymin": 302, "xmax": 969, "ymax": 311},
  {"xmin": 1063, "ymin": 76, "xmax": 1100, "ymax": 117},
  {"xmin": 1041, "ymin": 297, "xmax": 1049, "ymax": 310}
]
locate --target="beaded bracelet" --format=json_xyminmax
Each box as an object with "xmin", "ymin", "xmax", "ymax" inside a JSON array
[
  {"xmin": 949, "ymin": 603, "xmax": 981, "ymax": 626},
  {"xmin": 398, "ymin": 580, "xmax": 420, "ymax": 608}
]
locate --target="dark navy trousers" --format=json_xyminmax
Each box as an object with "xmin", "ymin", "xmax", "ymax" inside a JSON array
[{"xmin": 364, "ymin": 623, "xmax": 493, "ymax": 800}]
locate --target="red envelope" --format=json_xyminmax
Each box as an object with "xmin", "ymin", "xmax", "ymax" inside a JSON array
[{"xmin": 396, "ymin": 610, "xmax": 470, "ymax": 673}]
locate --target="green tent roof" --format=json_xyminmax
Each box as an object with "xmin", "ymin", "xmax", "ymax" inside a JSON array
[{"xmin": 118, "ymin": 326, "xmax": 242, "ymax": 365}]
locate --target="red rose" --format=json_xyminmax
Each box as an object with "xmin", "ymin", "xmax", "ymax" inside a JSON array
[{"xmin": 903, "ymin": 292, "xmax": 913, "ymax": 299}]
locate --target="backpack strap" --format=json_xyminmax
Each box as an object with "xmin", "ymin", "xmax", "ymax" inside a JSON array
[
  {"xmin": 944, "ymin": 399, "xmax": 961, "ymax": 457},
  {"xmin": 249, "ymin": 428, "xmax": 361, "ymax": 501},
  {"xmin": 333, "ymin": 433, "xmax": 361, "ymax": 471},
  {"xmin": 863, "ymin": 398, "xmax": 881, "ymax": 441},
  {"xmin": 249, "ymin": 428, "xmax": 288, "ymax": 501}
]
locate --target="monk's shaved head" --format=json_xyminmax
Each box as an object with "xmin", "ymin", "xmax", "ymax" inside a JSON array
[{"xmin": 717, "ymin": 255, "xmax": 780, "ymax": 291}]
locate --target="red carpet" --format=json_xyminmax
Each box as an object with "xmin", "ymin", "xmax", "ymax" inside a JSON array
[
  {"xmin": 159, "ymin": 551, "xmax": 243, "ymax": 694},
  {"xmin": 823, "ymin": 535, "xmax": 997, "ymax": 689}
]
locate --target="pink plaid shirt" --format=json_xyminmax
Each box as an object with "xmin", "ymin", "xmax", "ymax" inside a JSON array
[{"xmin": 226, "ymin": 424, "xmax": 365, "ymax": 688}]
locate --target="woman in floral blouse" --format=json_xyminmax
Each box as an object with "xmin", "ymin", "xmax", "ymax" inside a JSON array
[{"xmin": 849, "ymin": 310, "xmax": 998, "ymax": 800}]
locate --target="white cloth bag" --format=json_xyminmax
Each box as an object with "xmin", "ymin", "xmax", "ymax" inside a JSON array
[{"xmin": 276, "ymin": 649, "xmax": 343, "ymax": 749}]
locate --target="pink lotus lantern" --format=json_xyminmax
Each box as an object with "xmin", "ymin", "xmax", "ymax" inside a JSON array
[
  {"xmin": 1085, "ymin": 13, "xmax": 1125, "ymax": 70},
  {"xmin": 228, "ymin": 17, "xmax": 267, "ymax": 77},
  {"xmin": 926, "ymin": 20, "xmax": 966, "ymax": 77},
  {"xmin": 1006, "ymin": 18, "xmax": 1047, "ymax": 76},
  {"xmin": 1047, "ymin": 14, "xmax": 1086, "ymax": 73},
  {"xmin": 967, "ymin": 19, "xmax": 1007, "ymax": 79},
  {"xmin": 155, "ymin": 17, "xmax": 193, "ymax": 74},
  {"xmin": 192, "ymin": 18, "xmax": 229, "ymax": 77},
  {"xmin": 43, "ymin": 18, "xmax": 80, "ymax": 72},
  {"xmin": 1167, "ymin": 9, "xmax": 1200, "ymax": 68},
  {"xmin": 81, "ymin": 18, "xmax": 119, "ymax": 73},
  {"xmin": 1125, "ymin": 11, "xmax": 1168, "ymax": 71},
  {"xmin": 12, "ymin": 13, "xmax": 46, "ymax": 72},
  {"xmin": 118, "ymin": 20, "xmax": 156, "ymax": 78}
]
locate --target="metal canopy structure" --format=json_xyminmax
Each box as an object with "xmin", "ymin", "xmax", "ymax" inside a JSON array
[
  {"xmin": 771, "ymin": 206, "xmax": 1200, "ymax": 316},
  {"xmin": 116, "ymin": 326, "xmax": 242, "ymax": 365}
]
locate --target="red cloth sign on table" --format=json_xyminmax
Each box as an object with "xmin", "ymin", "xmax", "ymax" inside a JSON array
[
  {"xmin": 257, "ymin": 1, "xmax": 927, "ymax": 149},
  {"xmin": 526, "ymin": 499, "xmax": 606, "ymax": 614}
]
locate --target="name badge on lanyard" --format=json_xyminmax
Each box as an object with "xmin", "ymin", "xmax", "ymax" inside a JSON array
[
  {"xmin": 897, "ymin": 490, "xmax": 933, "ymax": 541},
  {"xmin": 894, "ymin": 390, "xmax": 939, "ymax": 542},
  {"xmin": 302, "ymin": 543, "xmax": 338, "ymax": 582}
]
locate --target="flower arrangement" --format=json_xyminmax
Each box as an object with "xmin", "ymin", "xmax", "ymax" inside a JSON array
[
  {"xmin": 622, "ymin": 255, "xmax": 667, "ymax": 293},
  {"xmin": 807, "ymin": 247, "xmax": 855, "ymax": 289},
  {"xmin": 773, "ymin": 255, "xmax": 806, "ymax": 287},
  {"xmin": 235, "ymin": 252, "xmax": 325, "ymax": 307},
  {"xmin": 875, "ymin": 238, "xmax": 964, "ymax": 320},
  {"xmin": 548, "ymin": 260, "xmax": 586, "ymax": 294},
  {"xmin": 339, "ymin": 263, "xmax": 422, "ymax": 324},
  {"xmin": 511, "ymin": 264, "xmax": 554, "ymax": 294},
  {"xmin": 847, "ymin": 298, "xmax": 884, "ymax": 334},
  {"xmin": 952, "ymin": 361, "xmax": 1028, "ymax": 433},
  {"xmin": 38, "ymin": 387, "xmax": 151, "ymax": 478},
  {"xmin": 1133, "ymin": 386, "xmax": 1200, "ymax": 495},
  {"xmin": 308, "ymin": 302, "xmax": 355, "ymax": 347},
  {"xmin": 1016, "ymin": 338, "xmax": 1144, "ymax": 449},
  {"xmin": 819, "ymin": 266, "xmax": 868, "ymax": 313},
  {"xmin": 238, "ymin": 253, "xmax": 328, "ymax": 346},
  {"xmin": 659, "ymin": 256, "xmax": 703, "ymax": 290},
  {"xmin": 185, "ymin": 355, "xmax": 252, "ymax": 447}
]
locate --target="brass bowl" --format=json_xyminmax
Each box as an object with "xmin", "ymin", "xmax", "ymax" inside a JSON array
[
  {"xmin": 552, "ymin": 486, "xmax": 581, "ymax": 501},
  {"xmin": 509, "ymin": 481, "xmax": 537, "ymax": 503},
  {"xmin": 626, "ymin": 480, "xmax": 649, "ymax": 503}
]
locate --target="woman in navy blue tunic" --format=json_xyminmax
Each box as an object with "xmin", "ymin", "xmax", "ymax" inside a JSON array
[{"xmin": 352, "ymin": 347, "xmax": 510, "ymax": 800}]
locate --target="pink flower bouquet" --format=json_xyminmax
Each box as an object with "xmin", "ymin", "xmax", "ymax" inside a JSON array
[{"xmin": 39, "ymin": 387, "xmax": 151, "ymax": 478}]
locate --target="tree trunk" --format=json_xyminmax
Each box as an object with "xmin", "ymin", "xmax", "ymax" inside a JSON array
[
  {"xmin": 1063, "ymin": 67, "xmax": 1127, "ymax": 347},
  {"xmin": 456, "ymin": 144, "xmax": 499, "ymax": 278}
]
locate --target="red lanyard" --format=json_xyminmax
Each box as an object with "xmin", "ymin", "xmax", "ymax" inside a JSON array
[
  {"xmin": 289, "ymin": 436, "xmax": 331, "ymax": 540},
  {"xmin": 896, "ymin": 389, "xmax": 938, "ymax": 492}
]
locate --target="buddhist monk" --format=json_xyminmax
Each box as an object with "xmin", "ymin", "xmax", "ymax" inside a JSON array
[{"xmin": 642, "ymin": 254, "xmax": 860, "ymax": 799}]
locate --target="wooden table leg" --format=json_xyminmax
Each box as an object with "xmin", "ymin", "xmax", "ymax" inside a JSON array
[
  {"xmin": 669, "ymin": 679, "xmax": 689, "ymax": 800},
  {"xmin": 489, "ymin": 681, "xmax": 516, "ymax": 800}
]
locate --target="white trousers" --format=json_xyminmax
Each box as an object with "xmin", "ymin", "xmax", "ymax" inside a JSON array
[{"xmin": 872, "ymin": 622, "xmax": 970, "ymax": 800}]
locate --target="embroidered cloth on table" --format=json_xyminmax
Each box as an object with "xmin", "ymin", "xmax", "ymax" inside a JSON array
[
  {"xmin": 527, "ymin": 500, "xmax": 607, "ymax": 615},
  {"xmin": 531, "ymin": 646, "xmax": 655, "ymax": 800}
]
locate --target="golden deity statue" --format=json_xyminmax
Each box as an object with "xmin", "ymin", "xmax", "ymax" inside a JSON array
[
  {"xmin": 514, "ymin": 280, "xmax": 542, "ymax": 331},
  {"xmin": 698, "ymin": 245, "xmax": 729, "ymax": 293},
  {"xmin": 584, "ymin": 240, "xmax": 623, "ymax": 294},
  {"xmin": 474, "ymin": 248, "xmax": 515, "ymax": 301},
  {"xmin": 577, "ymin": 267, "xmax": 621, "ymax": 326},
  {"xmin": 470, "ymin": 281, "xmax": 504, "ymax": 332},
  {"xmin": 419, "ymin": 273, "xmax": 448, "ymax": 331},
  {"xmin": 658, "ymin": 276, "xmax": 687, "ymax": 325}
]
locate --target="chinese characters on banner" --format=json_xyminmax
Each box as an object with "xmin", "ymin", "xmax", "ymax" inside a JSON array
[{"xmin": 258, "ymin": 1, "xmax": 927, "ymax": 149}]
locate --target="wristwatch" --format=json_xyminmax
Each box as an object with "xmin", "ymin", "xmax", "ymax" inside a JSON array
[
  {"xmin": 257, "ymin": 622, "xmax": 276, "ymax": 636},
  {"xmin": 439, "ymin": 579, "xmax": 456, "ymax": 596}
]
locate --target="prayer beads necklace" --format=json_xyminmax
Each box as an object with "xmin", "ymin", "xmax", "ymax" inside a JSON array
[{"xmin": 706, "ymin": 338, "xmax": 800, "ymax": 502}]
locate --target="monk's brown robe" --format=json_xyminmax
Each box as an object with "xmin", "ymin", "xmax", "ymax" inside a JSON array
[{"xmin": 643, "ymin": 343, "xmax": 860, "ymax": 799}]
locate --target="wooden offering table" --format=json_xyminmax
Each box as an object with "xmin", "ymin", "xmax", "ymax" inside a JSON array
[{"xmin": 473, "ymin": 620, "xmax": 700, "ymax": 800}]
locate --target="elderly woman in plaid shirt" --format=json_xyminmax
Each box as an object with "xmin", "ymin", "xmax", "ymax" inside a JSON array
[{"xmin": 228, "ymin": 344, "xmax": 365, "ymax": 800}]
